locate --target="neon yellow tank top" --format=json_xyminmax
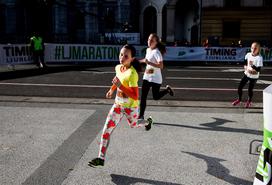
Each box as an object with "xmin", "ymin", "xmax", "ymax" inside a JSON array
[{"xmin": 115, "ymin": 64, "xmax": 139, "ymax": 108}]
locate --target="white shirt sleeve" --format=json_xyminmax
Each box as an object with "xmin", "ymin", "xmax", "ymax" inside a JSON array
[
  {"xmin": 153, "ymin": 50, "xmax": 163, "ymax": 63},
  {"xmin": 245, "ymin": 53, "xmax": 249, "ymax": 60},
  {"xmin": 257, "ymin": 56, "xmax": 263, "ymax": 67}
]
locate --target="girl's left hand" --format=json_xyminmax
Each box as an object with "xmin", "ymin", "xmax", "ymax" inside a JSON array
[
  {"xmin": 112, "ymin": 76, "xmax": 121, "ymax": 87},
  {"xmin": 144, "ymin": 59, "xmax": 150, "ymax": 65},
  {"xmin": 106, "ymin": 90, "xmax": 113, "ymax": 99}
]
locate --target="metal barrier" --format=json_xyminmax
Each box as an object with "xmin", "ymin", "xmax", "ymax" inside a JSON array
[{"xmin": 249, "ymin": 139, "xmax": 263, "ymax": 155}]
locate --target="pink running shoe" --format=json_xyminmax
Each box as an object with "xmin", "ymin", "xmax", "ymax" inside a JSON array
[
  {"xmin": 244, "ymin": 100, "xmax": 252, "ymax": 108},
  {"xmin": 232, "ymin": 99, "xmax": 241, "ymax": 106}
]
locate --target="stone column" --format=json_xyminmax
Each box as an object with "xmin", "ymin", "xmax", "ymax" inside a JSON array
[
  {"xmin": 52, "ymin": 3, "xmax": 67, "ymax": 37},
  {"xmin": 140, "ymin": 11, "xmax": 144, "ymax": 42},
  {"xmin": 85, "ymin": 1, "xmax": 91, "ymax": 42},
  {"xmin": 88, "ymin": 1, "xmax": 99, "ymax": 43},
  {"xmin": 119, "ymin": 0, "xmax": 130, "ymax": 31},
  {"xmin": 5, "ymin": 1, "xmax": 16, "ymax": 35},
  {"xmin": 166, "ymin": 5, "xmax": 175, "ymax": 42},
  {"xmin": 157, "ymin": 12, "xmax": 162, "ymax": 39}
]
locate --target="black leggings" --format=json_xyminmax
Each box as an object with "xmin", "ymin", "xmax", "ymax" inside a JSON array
[
  {"xmin": 33, "ymin": 51, "xmax": 46, "ymax": 67},
  {"xmin": 237, "ymin": 75, "xmax": 257, "ymax": 102},
  {"xmin": 139, "ymin": 80, "xmax": 168, "ymax": 118}
]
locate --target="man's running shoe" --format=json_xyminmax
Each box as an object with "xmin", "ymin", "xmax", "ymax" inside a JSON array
[
  {"xmin": 88, "ymin": 158, "xmax": 104, "ymax": 167},
  {"xmin": 166, "ymin": 85, "xmax": 174, "ymax": 96},
  {"xmin": 244, "ymin": 100, "xmax": 252, "ymax": 108},
  {"xmin": 145, "ymin": 116, "xmax": 153, "ymax": 131},
  {"xmin": 232, "ymin": 99, "xmax": 241, "ymax": 106}
]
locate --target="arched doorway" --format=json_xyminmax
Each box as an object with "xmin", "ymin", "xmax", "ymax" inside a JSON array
[
  {"xmin": 143, "ymin": 6, "xmax": 157, "ymax": 42},
  {"xmin": 175, "ymin": 0, "xmax": 199, "ymax": 44},
  {"xmin": 191, "ymin": 25, "xmax": 198, "ymax": 46}
]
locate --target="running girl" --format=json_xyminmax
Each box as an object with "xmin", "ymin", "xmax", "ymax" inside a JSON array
[
  {"xmin": 138, "ymin": 33, "xmax": 174, "ymax": 120},
  {"xmin": 232, "ymin": 42, "xmax": 263, "ymax": 108},
  {"xmin": 88, "ymin": 44, "xmax": 152, "ymax": 167}
]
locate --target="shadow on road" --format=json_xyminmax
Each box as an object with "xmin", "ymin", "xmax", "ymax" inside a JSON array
[
  {"xmin": 182, "ymin": 151, "xmax": 252, "ymax": 185},
  {"xmin": 111, "ymin": 174, "xmax": 183, "ymax": 185},
  {"xmin": 155, "ymin": 117, "xmax": 262, "ymax": 136}
]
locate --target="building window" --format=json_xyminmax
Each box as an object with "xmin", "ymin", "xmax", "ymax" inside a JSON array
[
  {"xmin": 264, "ymin": 0, "xmax": 272, "ymax": 6},
  {"xmin": 0, "ymin": 4, "xmax": 5, "ymax": 33},
  {"xmin": 76, "ymin": 10, "xmax": 85, "ymax": 30},
  {"xmin": 225, "ymin": 0, "xmax": 241, "ymax": 8},
  {"xmin": 105, "ymin": 7, "xmax": 115, "ymax": 30},
  {"xmin": 223, "ymin": 21, "xmax": 240, "ymax": 38}
]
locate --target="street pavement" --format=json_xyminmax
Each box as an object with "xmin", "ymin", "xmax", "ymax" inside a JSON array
[
  {"xmin": 0, "ymin": 64, "xmax": 270, "ymax": 185},
  {"xmin": 0, "ymin": 64, "xmax": 271, "ymax": 102},
  {"xmin": 0, "ymin": 101, "xmax": 263, "ymax": 185}
]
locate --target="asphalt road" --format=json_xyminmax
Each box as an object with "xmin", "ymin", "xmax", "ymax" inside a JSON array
[
  {"xmin": 0, "ymin": 63, "xmax": 268, "ymax": 185},
  {"xmin": 0, "ymin": 101, "xmax": 263, "ymax": 185},
  {"xmin": 0, "ymin": 63, "xmax": 271, "ymax": 103}
]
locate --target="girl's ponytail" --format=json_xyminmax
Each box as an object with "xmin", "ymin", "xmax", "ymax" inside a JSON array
[
  {"xmin": 131, "ymin": 58, "xmax": 142, "ymax": 73},
  {"xmin": 157, "ymin": 42, "xmax": 166, "ymax": 55}
]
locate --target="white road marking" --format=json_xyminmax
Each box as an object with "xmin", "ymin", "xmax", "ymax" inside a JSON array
[
  {"xmin": 166, "ymin": 77, "xmax": 272, "ymax": 85},
  {"xmin": 166, "ymin": 77, "xmax": 240, "ymax": 81},
  {"xmin": 165, "ymin": 87, "xmax": 264, "ymax": 92},
  {"xmin": 80, "ymin": 71, "xmax": 115, "ymax": 74},
  {"xmin": 167, "ymin": 69, "xmax": 243, "ymax": 72},
  {"xmin": 221, "ymin": 69, "xmax": 244, "ymax": 72},
  {"xmin": 258, "ymin": 80, "xmax": 272, "ymax": 84},
  {"xmin": 0, "ymin": 82, "xmax": 264, "ymax": 92},
  {"xmin": 167, "ymin": 69, "xmax": 218, "ymax": 72},
  {"xmin": 186, "ymin": 66, "xmax": 237, "ymax": 69},
  {"xmin": 167, "ymin": 69, "xmax": 272, "ymax": 75},
  {"xmin": 186, "ymin": 64, "xmax": 272, "ymax": 69},
  {"xmin": 0, "ymin": 82, "xmax": 110, "ymax": 88},
  {"xmin": 261, "ymin": 74, "xmax": 272, "ymax": 77}
]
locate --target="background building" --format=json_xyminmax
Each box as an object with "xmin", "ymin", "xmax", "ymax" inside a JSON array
[
  {"xmin": 140, "ymin": 0, "xmax": 201, "ymax": 45},
  {"xmin": 201, "ymin": 0, "xmax": 272, "ymax": 46},
  {"xmin": 0, "ymin": 0, "xmax": 139, "ymax": 44},
  {"xmin": 0, "ymin": 0, "xmax": 272, "ymax": 46}
]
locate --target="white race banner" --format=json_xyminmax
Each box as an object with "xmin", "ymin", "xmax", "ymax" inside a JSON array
[
  {"xmin": 0, "ymin": 45, "xmax": 4, "ymax": 64},
  {"xmin": 164, "ymin": 47, "xmax": 206, "ymax": 61},
  {"xmin": 1, "ymin": 44, "xmax": 272, "ymax": 64},
  {"xmin": 163, "ymin": 47, "xmax": 247, "ymax": 62},
  {"xmin": 45, "ymin": 44, "xmax": 123, "ymax": 62},
  {"xmin": 203, "ymin": 47, "xmax": 246, "ymax": 62},
  {"xmin": 0, "ymin": 44, "xmax": 33, "ymax": 65}
]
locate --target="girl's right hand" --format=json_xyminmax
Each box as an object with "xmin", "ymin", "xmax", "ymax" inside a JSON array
[{"xmin": 106, "ymin": 90, "xmax": 113, "ymax": 99}]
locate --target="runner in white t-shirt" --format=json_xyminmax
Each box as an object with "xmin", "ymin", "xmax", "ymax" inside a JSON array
[
  {"xmin": 138, "ymin": 33, "xmax": 174, "ymax": 119},
  {"xmin": 232, "ymin": 42, "xmax": 263, "ymax": 108}
]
